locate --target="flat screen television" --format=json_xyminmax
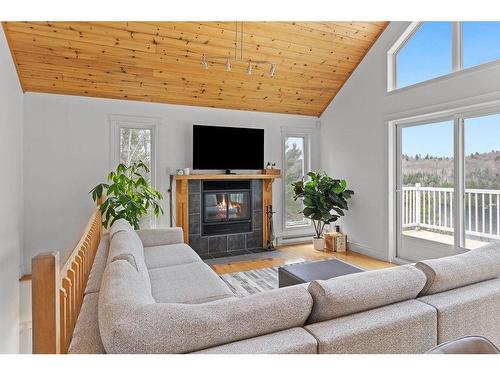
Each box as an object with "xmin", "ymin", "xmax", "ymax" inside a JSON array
[{"xmin": 193, "ymin": 125, "xmax": 264, "ymax": 171}]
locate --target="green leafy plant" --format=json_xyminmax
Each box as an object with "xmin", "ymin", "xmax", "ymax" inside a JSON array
[
  {"xmin": 292, "ymin": 171, "xmax": 354, "ymax": 239},
  {"xmin": 90, "ymin": 161, "xmax": 163, "ymax": 229}
]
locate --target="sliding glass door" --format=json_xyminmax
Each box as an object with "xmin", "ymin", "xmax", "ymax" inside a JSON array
[
  {"xmin": 397, "ymin": 120, "xmax": 458, "ymax": 261},
  {"xmin": 396, "ymin": 112, "xmax": 500, "ymax": 261},
  {"xmin": 464, "ymin": 114, "xmax": 500, "ymax": 249}
]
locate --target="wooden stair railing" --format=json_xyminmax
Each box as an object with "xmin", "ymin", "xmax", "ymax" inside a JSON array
[{"xmin": 32, "ymin": 206, "xmax": 102, "ymax": 354}]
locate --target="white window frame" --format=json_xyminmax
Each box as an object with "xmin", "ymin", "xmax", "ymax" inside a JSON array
[
  {"xmin": 388, "ymin": 22, "xmax": 500, "ymax": 92},
  {"xmin": 109, "ymin": 114, "xmax": 160, "ymax": 227},
  {"xmin": 389, "ymin": 99, "xmax": 500, "ymax": 263},
  {"xmin": 281, "ymin": 129, "xmax": 312, "ymax": 232}
]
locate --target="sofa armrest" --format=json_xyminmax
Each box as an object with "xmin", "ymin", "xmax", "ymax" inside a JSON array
[{"xmin": 135, "ymin": 228, "xmax": 184, "ymax": 247}]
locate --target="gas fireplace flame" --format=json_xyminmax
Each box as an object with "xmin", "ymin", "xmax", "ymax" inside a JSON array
[{"xmin": 216, "ymin": 195, "xmax": 243, "ymax": 219}]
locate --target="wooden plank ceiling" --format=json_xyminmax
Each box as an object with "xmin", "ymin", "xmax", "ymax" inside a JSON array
[{"xmin": 3, "ymin": 22, "xmax": 388, "ymax": 116}]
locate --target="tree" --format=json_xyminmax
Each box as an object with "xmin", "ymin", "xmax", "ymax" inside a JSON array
[{"xmin": 284, "ymin": 141, "xmax": 306, "ymax": 225}]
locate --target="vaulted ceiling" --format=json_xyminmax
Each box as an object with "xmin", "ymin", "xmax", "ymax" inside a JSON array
[{"xmin": 2, "ymin": 21, "xmax": 388, "ymax": 116}]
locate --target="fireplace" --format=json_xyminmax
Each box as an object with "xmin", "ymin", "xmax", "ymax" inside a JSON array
[
  {"xmin": 202, "ymin": 180, "xmax": 252, "ymax": 236},
  {"xmin": 179, "ymin": 175, "xmax": 278, "ymax": 258}
]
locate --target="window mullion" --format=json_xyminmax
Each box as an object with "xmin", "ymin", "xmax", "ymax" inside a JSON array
[
  {"xmin": 452, "ymin": 22, "xmax": 463, "ymax": 71},
  {"xmin": 454, "ymin": 117, "xmax": 465, "ymax": 249}
]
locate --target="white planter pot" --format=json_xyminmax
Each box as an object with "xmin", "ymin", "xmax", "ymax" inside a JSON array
[{"xmin": 312, "ymin": 237, "xmax": 325, "ymax": 251}]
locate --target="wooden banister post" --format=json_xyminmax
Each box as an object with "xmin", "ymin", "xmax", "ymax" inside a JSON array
[{"xmin": 32, "ymin": 252, "xmax": 60, "ymax": 354}]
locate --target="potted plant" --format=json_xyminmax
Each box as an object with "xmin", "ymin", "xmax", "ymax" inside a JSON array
[
  {"xmin": 292, "ymin": 171, "xmax": 354, "ymax": 251},
  {"xmin": 90, "ymin": 160, "xmax": 164, "ymax": 229}
]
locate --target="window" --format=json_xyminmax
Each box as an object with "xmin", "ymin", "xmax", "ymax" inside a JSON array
[
  {"xmin": 110, "ymin": 115, "xmax": 158, "ymax": 228},
  {"xmin": 119, "ymin": 128, "xmax": 152, "ymax": 183},
  {"xmin": 396, "ymin": 22, "xmax": 452, "ymax": 88},
  {"xmin": 394, "ymin": 109, "xmax": 500, "ymax": 262},
  {"xmin": 399, "ymin": 121, "xmax": 455, "ymax": 252},
  {"xmin": 464, "ymin": 113, "xmax": 500, "ymax": 249},
  {"xmin": 463, "ymin": 22, "xmax": 500, "ymax": 69},
  {"xmin": 283, "ymin": 135, "xmax": 310, "ymax": 228},
  {"xmin": 389, "ymin": 22, "xmax": 500, "ymax": 90}
]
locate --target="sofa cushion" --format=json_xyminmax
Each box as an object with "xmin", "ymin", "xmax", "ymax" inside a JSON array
[
  {"xmin": 107, "ymin": 227, "xmax": 144, "ymax": 265},
  {"xmin": 305, "ymin": 300, "xmax": 437, "ymax": 354},
  {"xmin": 99, "ymin": 260, "xmax": 156, "ymax": 353},
  {"xmin": 108, "ymin": 218, "xmax": 134, "ymax": 240},
  {"xmin": 144, "ymin": 243, "xmax": 201, "ymax": 270},
  {"xmin": 416, "ymin": 243, "xmax": 500, "ymax": 296},
  {"xmin": 108, "ymin": 229, "xmax": 151, "ymax": 291},
  {"xmin": 99, "ymin": 281, "xmax": 313, "ymax": 354},
  {"xmin": 84, "ymin": 234, "xmax": 109, "ymax": 294},
  {"xmin": 148, "ymin": 262, "xmax": 233, "ymax": 304},
  {"xmin": 136, "ymin": 228, "xmax": 184, "ymax": 247},
  {"xmin": 193, "ymin": 328, "xmax": 318, "ymax": 354},
  {"xmin": 68, "ymin": 292, "xmax": 105, "ymax": 354},
  {"xmin": 418, "ymin": 278, "xmax": 500, "ymax": 347},
  {"xmin": 307, "ymin": 265, "xmax": 427, "ymax": 323},
  {"xmin": 111, "ymin": 253, "xmax": 138, "ymax": 271}
]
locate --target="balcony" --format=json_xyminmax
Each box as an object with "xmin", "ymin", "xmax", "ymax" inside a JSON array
[{"xmin": 402, "ymin": 184, "xmax": 500, "ymax": 248}]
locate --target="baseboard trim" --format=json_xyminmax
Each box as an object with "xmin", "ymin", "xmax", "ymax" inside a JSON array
[
  {"xmin": 277, "ymin": 236, "xmax": 313, "ymax": 245},
  {"xmin": 348, "ymin": 241, "xmax": 388, "ymax": 262}
]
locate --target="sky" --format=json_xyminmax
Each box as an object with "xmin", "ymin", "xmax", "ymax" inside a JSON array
[
  {"xmin": 399, "ymin": 22, "xmax": 500, "ymax": 157},
  {"xmin": 402, "ymin": 115, "xmax": 500, "ymax": 157}
]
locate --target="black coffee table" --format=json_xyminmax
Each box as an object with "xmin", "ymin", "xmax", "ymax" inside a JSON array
[{"xmin": 278, "ymin": 259, "xmax": 364, "ymax": 287}]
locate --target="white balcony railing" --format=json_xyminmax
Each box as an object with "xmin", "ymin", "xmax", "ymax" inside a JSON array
[{"xmin": 402, "ymin": 183, "xmax": 500, "ymax": 240}]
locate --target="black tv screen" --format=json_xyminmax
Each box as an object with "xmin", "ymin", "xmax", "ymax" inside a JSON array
[{"xmin": 193, "ymin": 125, "xmax": 264, "ymax": 170}]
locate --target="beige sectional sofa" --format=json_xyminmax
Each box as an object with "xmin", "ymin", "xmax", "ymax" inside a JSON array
[{"xmin": 68, "ymin": 219, "xmax": 500, "ymax": 354}]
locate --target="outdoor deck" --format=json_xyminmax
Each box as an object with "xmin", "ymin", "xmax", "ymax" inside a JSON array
[{"xmin": 403, "ymin": 229, "xmax": 489, "ymax": 249}]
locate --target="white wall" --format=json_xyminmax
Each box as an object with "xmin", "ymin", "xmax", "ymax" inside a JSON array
[
  {"xmin": 0, "ymin": 27, "xmax": 23, "ymax": 353},
  {"xmin": 320, "ymin": 22, "xmax": 500, "ymax": 261},
  {"xmin": 23, "ymin": 93, "xmax": 319, "ymax": 273}
]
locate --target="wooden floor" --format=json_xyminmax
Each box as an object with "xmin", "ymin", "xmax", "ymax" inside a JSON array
[{"xmin": 211, "ymin": 243, "xmax": 394, "ymax": 275}]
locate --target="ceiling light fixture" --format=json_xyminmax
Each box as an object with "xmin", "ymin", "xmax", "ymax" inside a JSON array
[
  {"xmin": 201, "ymin": 55, "xmax": 208, "ymax": 69},
  {"xmin": 269, "ymin": 63, "xmax": 276, "ymax": 77},
  {"xmin": 201, "ymin": 22, "xmax": 276, "ymax": 77}
]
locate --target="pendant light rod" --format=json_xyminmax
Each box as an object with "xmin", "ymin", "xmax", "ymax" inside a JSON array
[
  {"xmin": 234, "ymin": 21, "xmax": 238, "ymax": 60},
  {"xmin": 240, "ymin": 21, "xmax": 243, "ymax": 61}
]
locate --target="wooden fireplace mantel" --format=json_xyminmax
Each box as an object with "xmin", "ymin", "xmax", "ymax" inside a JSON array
[
  {"xmin": 174, "ymin": 173, "xmax": 280, "ymax": 181},
  {"xmin": 174, "ymin": 173, "xmax": 281, "ymax": 247}
]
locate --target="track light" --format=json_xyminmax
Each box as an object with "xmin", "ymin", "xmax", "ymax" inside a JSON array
[
  {"xmin": 201, "ymin": 55, "xmax": 208, "ymax": 69},
  {"xmin": 269, "ymin": 63, "xmax": 276, "ymax": 77},
  {"xmin": 200, "ymin": 23, "xmax": 275, "ymax": 77}
]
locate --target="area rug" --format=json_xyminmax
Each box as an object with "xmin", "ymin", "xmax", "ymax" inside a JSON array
[
  {"xmin": 220, "ymin": 259, "xmax": 365, "ymax": 297},
  {"xmin": 220, "ymin": 267, "xmax": 279, "ymax": 297}
]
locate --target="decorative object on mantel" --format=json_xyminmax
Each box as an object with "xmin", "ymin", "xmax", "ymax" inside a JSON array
[
  {"xmin": 176, "ymin": 168, "xmax": 185, "ymax": 175},
  {"xmin": 263, "ymin": 161, "xmax": 280, "ymax": 175},
  {"xmin": 292, "ymin": 171, "xmax": 354, "ymax": 251},
  {"xmin": 266, "ymin": 205, "xmax": 276, "ymax": 250},
  {"xmin": 265, "ymin": 162, "xmax": 277, "ymax": 170},
  {"xmin": 90, "ymin": 161, "xmax": 164, "ymax": 229},
  {"xmin": 201, "ymin": 22, "xmax": 276, "ymax": 77}
]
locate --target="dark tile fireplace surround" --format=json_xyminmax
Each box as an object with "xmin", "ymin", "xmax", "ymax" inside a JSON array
[{"xmin": 188, "ymin": 179, "xmax": 266, "ymax": 259}]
